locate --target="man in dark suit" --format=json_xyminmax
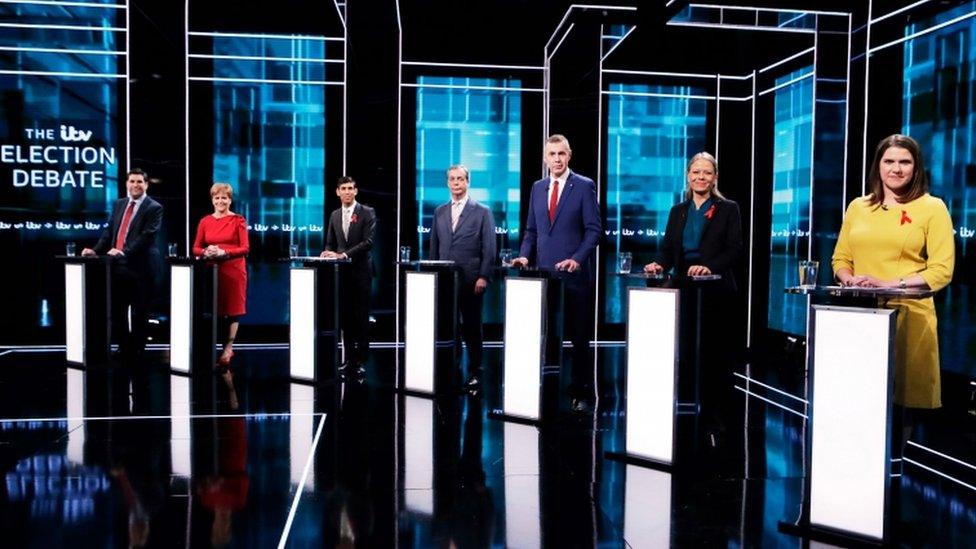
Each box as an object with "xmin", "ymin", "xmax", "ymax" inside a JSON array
[
  {"xmin": 321, "ymin": 176, "xmax": 376, "ymax": 377},
  {"xmin": 82, "ymin": 168, "xmax": 163, "ymax": 361},
  {"xmin": 429, "ymin": 164, "xmax": 497, "ymax": 391},
  {"xmin": 513, "ymin": 134, "xmax": 602, "ymax": 413}
]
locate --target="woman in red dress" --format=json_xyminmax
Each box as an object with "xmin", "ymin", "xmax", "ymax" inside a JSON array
[{"xmin": 193, "ymin": 183, "xmax": 249, "ymax": 372}]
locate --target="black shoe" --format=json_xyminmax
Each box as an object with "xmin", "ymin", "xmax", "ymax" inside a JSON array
[
  {"xmin": 463, "ymin": 375, "xmax": 481, "ymax": 392},
  {"xmin": 570, "ymin": 398, "xmax": 593, "ymax": 414}
]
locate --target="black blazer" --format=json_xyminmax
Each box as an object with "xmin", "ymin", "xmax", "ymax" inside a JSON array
[
  {"xmin": 656, "ymin": 197, "xmax": 742, "ymax": 290},
  {"xmin": 94, "ymin": 196, "xmax": 163, "ymax": 277},
  {"xmin": 325, "ymin": 202, "xmax": 376, "ymax": 277}
]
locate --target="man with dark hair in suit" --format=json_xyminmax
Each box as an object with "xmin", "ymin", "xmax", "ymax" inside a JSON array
[
  {"xmin": 513, "ymin": 134, "xmax": 603, "ymax": 413},
  {"xmin": 429, "ymin": 164, "xmax": 497, "ymax": 392},
  {"xmin": 82, "ymin": 168, "xmax": 163, "ymax": 361},
  {"xmin": 321, "ymin": 176, "xmax": 376, "ymax": 377}
]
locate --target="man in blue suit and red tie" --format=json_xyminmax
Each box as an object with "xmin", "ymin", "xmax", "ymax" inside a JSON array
[
  {"xmin": 513, "ymin": 134, "xmax": 603, "ymax": 413},
  {"xmin": 429, "ymin": 164, "xmax": 497, "ymax": 392}
]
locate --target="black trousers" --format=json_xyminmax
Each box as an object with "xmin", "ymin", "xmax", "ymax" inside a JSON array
[
  {"xmin": 545, "ymin": 281, "xmax": 595, "ymax": 399},
  {"xmin": 457, "ymin": 281, "xmax": 485, "ymax": 378},
  {"xmin": 110, "ymin": 263, "xmax": 150, "ymax": 358},
  {"xmin": 339, "ymin": 273, "xmax": 371, "ymax": 365}
]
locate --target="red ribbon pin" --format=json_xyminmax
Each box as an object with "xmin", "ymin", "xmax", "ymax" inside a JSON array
[
  {"xmin": 704, "ymin": 204, "xmax": 716, "ymax": 220},
  {"xmin": 900, "ymin": 210, "xmax": 911, "ymax": 225}
]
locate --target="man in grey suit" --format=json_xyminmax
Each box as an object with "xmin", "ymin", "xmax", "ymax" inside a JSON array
[{"xmin": 429, "ymin": 164, "xmax": 497, "ymax": 391}]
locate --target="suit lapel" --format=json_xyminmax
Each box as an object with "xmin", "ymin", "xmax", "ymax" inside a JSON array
[
  {"xmin": 452, "ymin": 200, "xmax": 474, "ymax": 239},
  {"xmin": 333, "ymin": 209, "xmax": 347, "ymax": 248},
  {"xmin": 550, "ymin": 173, "xmax": 576, "ymax": 227},
  {"xmin": 699, "ymin": 199, "xmax": 717, "ymax": 239}
]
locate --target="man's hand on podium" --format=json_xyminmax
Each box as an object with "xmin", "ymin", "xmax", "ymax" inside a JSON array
[
  {"xmin": 554, "ymin": 258, "xmax": 579, "ymax": 273},
  {"xmin": 106, "ymin": 248, "xmax": 124, "ymax": 257},
  {"xmin": 644, "ymin": 262, "xmax": 663, "ymax": 275},
  {"xmin": 511, "ymin": 257, "xmax": 529, "ymax": 268},
  {"xmin": 81, "ymin": 248, "xmax": 96, "ymax": 257}
]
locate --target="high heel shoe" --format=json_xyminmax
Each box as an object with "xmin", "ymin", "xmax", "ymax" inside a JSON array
[{"xmin": 218, "ymin": 349, "xmax": 234, "ymax": 366}]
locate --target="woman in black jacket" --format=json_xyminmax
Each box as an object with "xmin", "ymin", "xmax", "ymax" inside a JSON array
[
  {"xmin": 644, "ymin": 152, "xmax": 743, "ymax": 447},
  {"xmin": 644, "ymin": 152, "xmax": 742, "ymax": 289}
]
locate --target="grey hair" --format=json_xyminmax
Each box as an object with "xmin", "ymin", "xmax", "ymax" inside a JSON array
[
  {"xmin": 546, "ymin": 134, "xmax": 572, "ymax": 154},
  {"xmin": 683, "ymin": 151, "xmax": 725, "ymax": 200},
  {"xmin": 446, "ymin": 164, "xmax": 470, "ymax": 180}
]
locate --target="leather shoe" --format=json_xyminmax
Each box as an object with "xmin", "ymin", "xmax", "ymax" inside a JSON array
[
  {"xmin": 571, "ymin": 398, "xmax": 593, "ymax": 414},
  {"xmin": 463, "ymin": 375, "xmax": 481, "ymax": 392}
]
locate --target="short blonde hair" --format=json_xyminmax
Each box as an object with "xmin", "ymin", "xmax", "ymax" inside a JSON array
[{"xmin": 210, "ymin": 182, "xmax": 234, "ymax": 198}]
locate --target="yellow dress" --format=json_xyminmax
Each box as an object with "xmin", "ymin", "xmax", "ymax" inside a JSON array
[{"xmin": 831, "ymin": 194, "xmax": 955, "ymax": 408}]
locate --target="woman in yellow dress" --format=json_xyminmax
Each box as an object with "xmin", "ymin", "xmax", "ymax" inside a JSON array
[{"xmin": 832, "ymin": 134, "xmax": 955, "ymax": 411}]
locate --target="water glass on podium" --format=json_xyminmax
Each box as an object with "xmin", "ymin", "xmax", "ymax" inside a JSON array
[{"xmin": 798, "ymin": 260, "xmax": 819, "ymax": 288}]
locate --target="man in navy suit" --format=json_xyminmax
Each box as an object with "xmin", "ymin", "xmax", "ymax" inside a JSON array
[
  {"xmin": 429, "ymin": 164, "xmax": 497, "ymax": 391},
  {"xmin": 82, "ymin": 168, "xmax": 163, "ymax": 360},
  {"xmin": 321, "ymin": 176, "xmax": 376, "ymax": 377},
  {"xmin": 513, "ymin": 134, "xmax": 602, "ymax": 413}
]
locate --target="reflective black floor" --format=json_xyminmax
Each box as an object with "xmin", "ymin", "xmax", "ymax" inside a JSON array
[{"xmin": 0, "ymin": 346, "xmax": 973, "ymax": 547}]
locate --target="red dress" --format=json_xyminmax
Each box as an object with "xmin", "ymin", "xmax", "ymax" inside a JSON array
[{"xmin": 193, "ymin": 214, "xmax": 249, "ymax": 317}]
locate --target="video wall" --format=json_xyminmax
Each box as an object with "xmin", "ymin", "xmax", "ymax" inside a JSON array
[
  {"xmin": 766, "ymin": 67, "xmax": 814, "ymax": 336},
  {"xmin": 603, "ymin": 83, "xmax": 707, "ymax": 322},
  {"xmin": 0, "ymin": 1, "xmax": 124, "ymax": 338},
  {"xmin": 901, "ymin": 3, "xmax": 976, "ymax": 377}
]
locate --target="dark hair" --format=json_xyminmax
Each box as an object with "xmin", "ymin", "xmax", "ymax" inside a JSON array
[
  {"xmin": 336, "ymin": 176, "xmax": 356, "ymax": 188},
  {"xmin": 127, "ymin": 168, "xmax": 149, "ymax": 182},
  {"xmin": 866, "ymin": 134, "xmax": 928, "ymax": 207}
]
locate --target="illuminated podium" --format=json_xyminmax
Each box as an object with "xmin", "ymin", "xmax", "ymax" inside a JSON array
[
  {"xmin": 778, "ymin": 285, "xmax": 935, "ymax": 545},
  {"xmin": 492, "ymin": 267, "xmax": 574, "ymax": 424},
  {"xmin": 61, "ymin": 255, "xmax": 112, "ymax": 366},
  {"xmin": 168, "ymin": 257, "xmax": 218, "ymax": 374},
  {"xmin": 398, "ymin": 260, "xmax": 459, "ymax": 395},
  {"xmin": 288, "ymin": 256, "xmax": 349, "ymax": 382}
]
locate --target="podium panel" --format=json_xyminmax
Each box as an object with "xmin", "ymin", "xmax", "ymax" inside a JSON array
[
  {"xmin": 808, "ymin": 305, "xmax": 895, "ymax": 541},
  {"xmin": 170, "ymin": 264, "xmax": 193, "ymax": 373},
  {"xmin": 502, "ymin": 277, "xmax": 545, "ymax": 421},
  {"xmin": 404, "ymin": 271, "xmax": 437, "ymax": 393},
  {"xmin": 168, "ymin": 259, "xmax": 217, "ymax": 374},
  {"xmin": 625, "ymin": 287, "xmax": 679, "ymax": 465},
  {"xmin": 290, "ymin": 268, "xmax": 317, "ymax": 380},
  {"xmin": 62, "ymin": 257, "xmax": 110, "ymax": 366},
  {"xmin": 65, "ymin": 263, "xmax": 85, "ymax": 364}
]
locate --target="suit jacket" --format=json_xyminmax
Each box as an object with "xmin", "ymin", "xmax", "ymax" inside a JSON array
[
  {"xmin": 429, "ymin": 198, "xmax": 497, "ymax": 286},
  {"xmin": 519, "ymin": 171, "xmax": 602, "ymax": 287},
  {"xmin": 94, "ymin": 196, "xmax": 163, "ymax": 277},
  {"xmin": 325, "ymin": 202, "xmax": 376, "ymax": 278},
  {"xmin": 657, "ymin": 197, "xmax": 742, "ymax": 290}
]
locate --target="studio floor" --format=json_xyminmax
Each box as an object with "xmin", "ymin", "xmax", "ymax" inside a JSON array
[{"xmin": 0, "ymin": 344, "xmax": 973, "ymax": 548}]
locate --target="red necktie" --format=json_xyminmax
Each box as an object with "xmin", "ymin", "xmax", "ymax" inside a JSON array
[
  {"xmin": 548, "ymin": 180, "xmax": 559, "ymax": 223},
  {"xmin": 115, "ymin": 201, "xmax": 135, "ymax": 250}
]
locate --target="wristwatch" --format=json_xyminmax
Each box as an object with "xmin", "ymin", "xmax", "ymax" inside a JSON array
[{"xmin": 898, "ymin": 278, "xmax": 907, "ymax": 289}]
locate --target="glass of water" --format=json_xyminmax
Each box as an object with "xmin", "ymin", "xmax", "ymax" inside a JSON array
[
  {"xmin": 399, "ymin": 246, "xmax": 411, "ymax": 263},
  {"xmin": 289, "ymin": 244, "xmax": 299, "ymax": 258},
  {"xmin": 167, "ymin": 243, "xmax": 178, "ymax": 257},
  {"xmin": 500, "ymin": 248, "xmax": 514, "ymax": 267},
  {"xmin": 65, "ymin": 242, "xmax": 76, "ymax": 257},
  {"xmin": 798, "ymin": 260, "xmax": 819, "ymax": 288},
  {"xmin": 617, "ymin": 252, "xmax": 633, "ymax": 274}
]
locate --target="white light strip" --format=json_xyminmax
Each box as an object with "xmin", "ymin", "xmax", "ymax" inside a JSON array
[
  {"xmin": 777, "ymin": 13, "xmax": 808, "ymax": 28},
  {"xmin": 667, "ymin": 21, "xmax": 816, "ymax": 34},
  {"xmin": 401, "ymin": 60, "xmax": 545, "ymax": 71},
  {"xmin": 544, "ymin": 3, "xmax": 637, "ymax": 52},
  {"xmin": 869, "ymin": 10, "xmax": 976, "ymax": 54},
  {"xmin": 400, "ymin": 82, "xmax": 543, "ymax": 93},
  {"xmin": 602, "ymin": 69, "xmax": 720, "ymax": 79},
  {"xmin": 841, "ymin": 14, "xmax": 851, "ymax": 215},
  {"xmin": 734, "ymin": 386, "xmax": 807, "ymax": 418},
  {"xmin": 188, "ymin": 53, "xmax": 334, "ymax": 63},
  {"xmin": 746, "ymin": 71, "xmax": 755, "ymax": 347},
  {"xmin": 757, "ymin": 72, "xmax": 813, "ymax": 97},
  {"xmin": 758, "ymin": 46, "xmax": 816, "ymax": 74},
  {"xmin": 277, "ymin": 414, "xmax": 327, "ymax": 549},
  {"xmin": 189, "ymin": 31, "xmax": 340, "ymax": 41},
  {"xmin": 0, "ymin": 0, "xmax": 123, "ymax": 7},
  {"xmin": 907, "ymin": 441, "xmax": 976, "ymax": 472},
  {"xmin": 548, "ymin": 22, "xmax": 575, "ymax": 60},
  {"xmin": 869, "ymin": 0, "xmax": 932, "ymax": 25},
  {"xmin": 188, "ymin": 76, "xmax": 342, "ymax": 85},
  {"xmin": 0, "ymin": 45, "xmax": 125, "ymax": 56},
  {"xmin": 331, "ymin": 0, "xmax": 346, "ymax": 29},
  {"xmin": 0, "ymin": 22, "xmax": 124, "ymax": 31},
  {"xmin": 0, "ymin": 69, "xmax": 124, "ymax": 78},
  {"xmin": 688, "ymin": 3, "xmax": 849, "ymax": 17},
  {"xmin": 732, "ymin": 372, "xmax": 807, "ymax": 403},
  {"xmin": 601, "ymin": 25, "xmax": 635, "ymax": 62},
  {"xmin": 183, "ymin": 0, "xmax": 190, "ymax": 255},
  {"xmin": 903, "ymin": 457, "xmax": 976, "ymax": 493},
  {"xmin": 124, "ymin": 0, "xmax": 129, "ymax": 167}
]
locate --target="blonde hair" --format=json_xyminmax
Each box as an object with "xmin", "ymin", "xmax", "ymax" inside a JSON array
[
  {"xmin": 683, "ymin": 152, "xmax": 725, "ymax": 201},
  {"xmin": 210, "ymin": 182, "xmax": 234, "ymax": 199}
]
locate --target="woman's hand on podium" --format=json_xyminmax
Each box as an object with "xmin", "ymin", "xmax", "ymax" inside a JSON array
[{"xmin": 644, "ymin": 262, "xmax": 663, "ymax": 275}]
